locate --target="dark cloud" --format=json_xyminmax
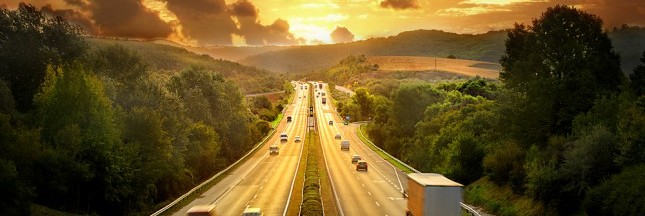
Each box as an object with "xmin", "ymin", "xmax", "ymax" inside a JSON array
[
  {"xmin": 380, "ymin": 0, "xmax": 420, "ymax": 10},
  {"xmin": 165, "ymin": 0, "xmax": 237, "ymax": 45},
  {"xmin": 41, "ymin": 0, "xmax": 172, "ymax": 39},
  {"xmin": 230, "ymin": 0, "xmax": 257, "ymax": 17},
  {"xmin": 40, "ymin": 4, "xmax": 98, "ymax": 35},
  {"xmin": 331, "ymin": 27, "xmax": 354, "ymax": 43},
  {"xmin": 89, "ymin": 0, "xmax": 172, "ymax": 38},
  {"xmin": 230, "ymin": 0, "xmax": 299, "ymax": 46}
]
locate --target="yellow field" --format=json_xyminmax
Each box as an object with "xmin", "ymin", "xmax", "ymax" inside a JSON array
[{"xmin": 367, "ymin": 56, "xmax": 500, "ymax": 79}]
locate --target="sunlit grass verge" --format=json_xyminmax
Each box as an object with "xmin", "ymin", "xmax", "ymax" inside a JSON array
[
  {"xmin": 465, "ymin": 177, "xmax": 545, "ymax": 216},
  {"xmin": 357, "ymin": 124, "xmax": 415, "ymax": 174},
  {"xmin": 271, "ymin": 113, "xmax": 283, "ymax": 128},
  {"xmin": 156, "ymin": 129, "xmax": 276, "ymax": 216}
]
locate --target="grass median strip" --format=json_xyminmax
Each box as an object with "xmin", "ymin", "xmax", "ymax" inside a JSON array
[{"xmin": 358, "ymin": 124, "xmax": 415, "ymax": 174}]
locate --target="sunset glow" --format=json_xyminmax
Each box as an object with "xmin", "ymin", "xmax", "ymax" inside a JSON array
[{"xmin": 3, "ymin": 0, "xmax": 644, "ymax": 46}]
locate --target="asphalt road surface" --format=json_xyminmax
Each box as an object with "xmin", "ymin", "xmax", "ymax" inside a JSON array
[
  {"xmin": 173, "ymin": 82, "xmax": 308, "ymax": 216},
  {"xmin": 315, "ymin": 83, "xmax": 407, "ymax": 216}
]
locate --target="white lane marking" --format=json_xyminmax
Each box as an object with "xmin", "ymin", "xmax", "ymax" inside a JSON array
[
  {"xmin": 375, "ymin": 202, "xmax": 380, "ymax": 207},
  {"xmin": 361, "ymin": 183, "xmax": 365, "ymax": 188},
  {"xmin": 367, "ymin": 192, "xmax": 372, "ymax": 196}
]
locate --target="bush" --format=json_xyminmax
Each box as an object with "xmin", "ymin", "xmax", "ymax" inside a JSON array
[{"xmin": 583, "ymin": 164, "xmax": 645, "ymax": 216}]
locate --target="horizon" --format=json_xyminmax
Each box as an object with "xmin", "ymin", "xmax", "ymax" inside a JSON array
[{"xmin": 1, "ymin": 0, "xmax": 644, "ymax": 46}]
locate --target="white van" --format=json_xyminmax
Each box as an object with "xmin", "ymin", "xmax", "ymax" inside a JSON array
[
  {"xmin": 242, "ymin": 207, "xmax": 262, "ymax": 216},
  {"xmin": 186, "ymin": 205, "xmax": 216, "ymax": 216}
]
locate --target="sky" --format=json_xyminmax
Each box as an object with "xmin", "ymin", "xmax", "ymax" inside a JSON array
[{"xmin": 1, "ymin": 0, "xmax": 644, "ymax": 46}]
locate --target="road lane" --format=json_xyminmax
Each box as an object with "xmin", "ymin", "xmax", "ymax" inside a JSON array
[
  {"xmin": 173, "ymin": 83, "xmax": 308, "ymax": 216},
  {"xmin": 315, "ymin": 83, "xmax": 406, "ymax": 216}
]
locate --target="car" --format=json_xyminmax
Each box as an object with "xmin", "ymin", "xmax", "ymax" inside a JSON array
[
  {"xmin": 351, "ymin": 155, "xmax": 361, "ymax": 163},
  {"xmin": 329, "ymin": 120, "xmax": 333, "ymax": 125},
  {"xmin": 295, "ymin": 136, "xmax": 301, "ymax": 142},
  {"xmin": 287, "ymin": 116, "xmax": 292, "ymax": 123},
  {"xmin": 280, "ymin": 133, "xmax": 288, "ymax": 142},
  {"xmin": 187, "ymin": 205, "xmax": 217, "ymax": 216},
  {"xmin": 356, "ymin": 160, "xmax": 368, "ymax": 171},
  {"xmin": 335, "ymin": 133, "xmax": 342, "ymax": 139},
  {"xmin": 242, "ymin": 208, "xmax": 262, "ymax": 216},
  {"xmin": 269, "ymin": 145, "xmax": 279, "ymax": 155},
  {"xmin": 343, "ymin": 121, "xmax": 349, "ymax": 125},
  {"xmin": 340, "ymin": 140, "xmax": 350, "ymax": 150}
]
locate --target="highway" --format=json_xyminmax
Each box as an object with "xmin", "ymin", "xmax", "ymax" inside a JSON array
[
  {"xmin": 314, "ymin": 83, "xmax": 407, "ymax": 216},
  {"xmin": 173, "ymin": 83, "xmax": 308, "ymax": 216}
]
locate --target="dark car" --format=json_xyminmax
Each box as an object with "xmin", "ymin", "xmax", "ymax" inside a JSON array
[
  {"xmin": 287, "ymin": 116, "xmax": 292, "ymax": 123},
  {"xmin": 356, "ymin": 160, "xmax": 368, "ymax": 171},
  {"xmin": 329, "ymin": 120, "xmax": 333, "ymax": 125}
]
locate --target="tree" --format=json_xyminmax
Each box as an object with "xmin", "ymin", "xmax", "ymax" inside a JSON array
[
  {"xmin": 629, "ymin": 51, "xmax": 645, "ymax": 96},
  {"xmin": 499, "ymin": 5, "xmax": 625, "ymax": 137},
  {"xmin": 0, "ymin": 4, "xmax": 86, "ymax": 111},
  {"xmin": 34, "ymin": 63, "xmax": 125, "ymax": 213}
]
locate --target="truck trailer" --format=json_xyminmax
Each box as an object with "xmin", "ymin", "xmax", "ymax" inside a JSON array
[{"xmin": 406, "ymin": 173, "xmax": 463, "ymax": 216}]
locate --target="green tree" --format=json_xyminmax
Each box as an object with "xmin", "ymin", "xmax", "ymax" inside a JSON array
[
  {"xmin": 352, "ymin": 88, "xmax": 374, "ymax": 120},
  {"xmin": 499, "ymin": 5, "xmax": 625, "ymax": 137},
  {"xmin": 629, "ymin": 51, "xmax": 645, "ymax": 96},
  {"xmin": 84, "ymin": 44, "xmax": 148, "ymax": 83},
  {"xmin": 0, "ymin": 4, "xmax": 86, "ymax": 111},
  {"xmin": 34, "ymin": 63, "xmax": 126, "ymax": 213}
]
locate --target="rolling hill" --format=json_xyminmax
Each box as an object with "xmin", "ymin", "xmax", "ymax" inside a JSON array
[
  {"xmin": 239, "ymin": 30, "xmax": 507, "ymax": 73},
  {"xmin": 225, "ymin": 27, "xmax": 645, "ymax": 75},
  {"xmin": 87, "ymin": 38, "xmax": 284, "ymax": 94}
]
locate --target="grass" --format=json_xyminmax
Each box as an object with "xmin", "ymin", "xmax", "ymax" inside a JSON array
[
  {"xmin": 357, "ymin": 125, "xmax": 415, "ymax": 174},
  {"xmin": 464, "ymin": 177, "xmax": 545, "ymax": 216},
  {"xmin": 271, "ymin": 113, "xmax": 284, "ymax": 128}
]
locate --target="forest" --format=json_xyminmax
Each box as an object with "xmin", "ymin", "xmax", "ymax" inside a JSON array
[
  {"xmin": 331, "ymin": 6, "xmax": 645, "ymax": 215},
  {"xmin": 0, "ymin": 5, "xmax": 276, "ymax": 215}
]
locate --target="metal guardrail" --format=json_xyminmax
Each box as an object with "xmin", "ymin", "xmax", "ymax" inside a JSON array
[
  {"xmin": 356, "ymin": 126, "xmax": 420, "ymax": 174},
  {"xmin": 150, "ymin": 128, "xmax": 277, "ymax": 216},
  {"xmin": 461, "ymin": 202, "xmax": 483, "ymax": 216}
]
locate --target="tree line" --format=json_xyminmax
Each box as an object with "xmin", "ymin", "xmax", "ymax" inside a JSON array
[
  {"xmin": 334, "ymin": 6, "xmax": 644, "ymax": 215},
  {"xmin": 0, "ymin": 4, "xmax": 271, "ymax": 215}
]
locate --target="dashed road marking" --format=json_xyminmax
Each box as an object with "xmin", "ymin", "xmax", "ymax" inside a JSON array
[
  {"xmin": 368, "ymin": 192, "xmax": 372, "ymax": 196},
  {"xmin": 375, "ymin": 201, "xmax": 380, "ymax": 207}
]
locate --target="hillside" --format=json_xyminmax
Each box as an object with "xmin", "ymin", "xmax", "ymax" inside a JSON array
[
  {"xmin": 185, "ymin": 45, "xmax": 291, "ymax": 61},
  {"xmin": 87, "ymin": 38, "xmax": 284, "ymax": 93},
  {"xmin": 367, "ymin": 56, "xmax": 500, "ymax": 79},
  {"xmin": 239, "ymin": 30, "xmax": 507, "ymax": 73},
  {"xmin": 236, "ymin": 27, "xmax": 645, "ymax": 74}
]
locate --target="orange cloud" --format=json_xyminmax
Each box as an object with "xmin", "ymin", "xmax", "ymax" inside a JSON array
[{"xmin": 380, "ymin": 0, "xmax": 420, "ymax": 10}]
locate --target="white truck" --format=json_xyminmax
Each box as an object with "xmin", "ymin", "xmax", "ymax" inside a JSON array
[{"xmin": 405, "ymin": 173, "xmax": 463, "ymax": 216}]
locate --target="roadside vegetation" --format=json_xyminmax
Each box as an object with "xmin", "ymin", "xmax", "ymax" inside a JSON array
[
  {"xmin": 0, "ymin": 5, "xmax": 279, "ymax": 215},
  {"xmin": 328, "ymin": 6, "xmax": 645, "ymax": 215}
]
